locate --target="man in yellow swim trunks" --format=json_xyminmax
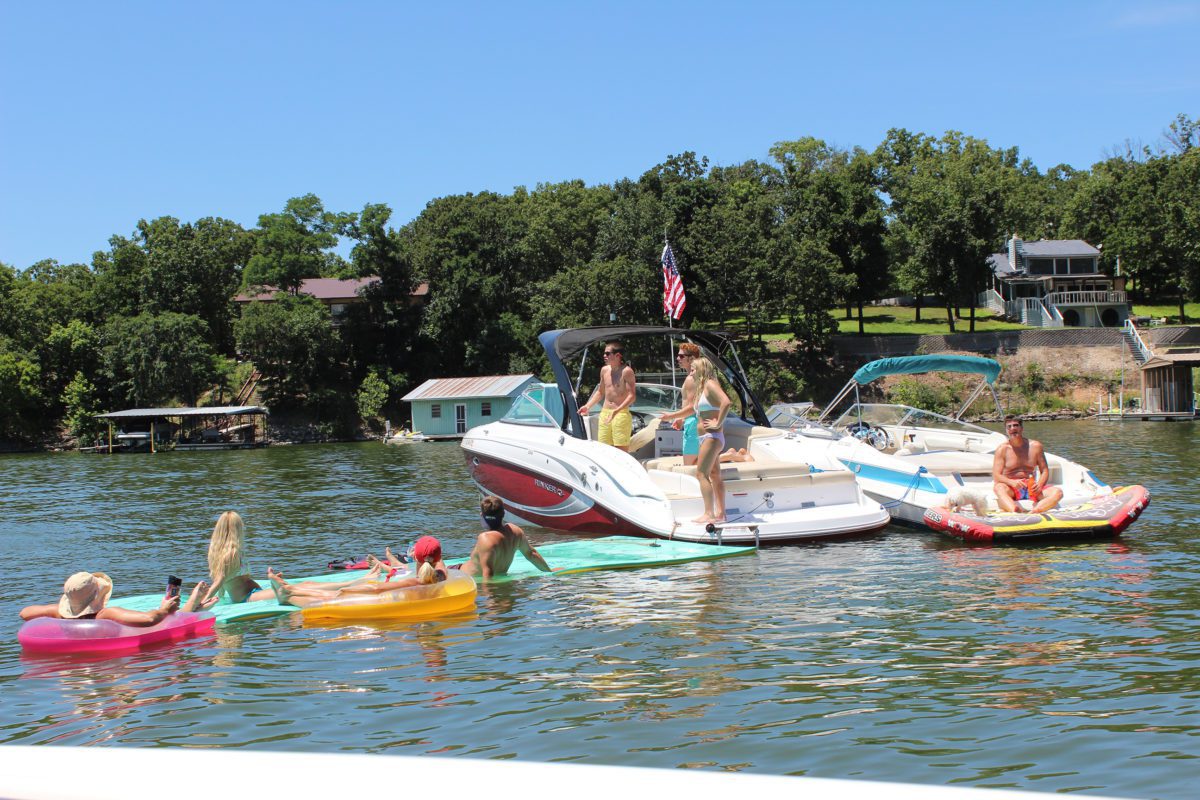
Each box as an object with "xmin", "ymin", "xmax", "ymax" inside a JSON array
[{"xmin": 579, "ymin": 340, "xmax": 637, "ymax": 451}]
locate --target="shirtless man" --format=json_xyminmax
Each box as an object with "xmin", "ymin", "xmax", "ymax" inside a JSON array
[
  {"xmin": 660, "ymin": 341, "xmax": 700, "ymax": 465},
  {"xmin": 992, "ymin": 416, "xmax": 1064, "ymax": 513},
  {"xmin": 579, "ymin": 340, "xmax": 636, "ymax": 451},
  {"xmin": 459, "ymin": 496, "xmax": 552, "ymax": 579}
]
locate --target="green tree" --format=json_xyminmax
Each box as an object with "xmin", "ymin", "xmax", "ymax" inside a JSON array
[
  {"xmin": 0, "ymin": 343, "xmax": 45, "ymax": 439},
  {"xmin": 244, "ymin": 194, "xmax": 354, "ymax": 293},
  {"xmin": 137, "ymin": 216, "xmax": 251, "ymax": 351},
  {"xmin": 102, "ymin": 313, "xmax": 218, "ymax": 407},
  {"xmin": 774, "ymin": 234, "xmax": 853, "ymax": 381},
  {"xmin": 233, "ymin": 294, "xmax": 343, "ymax": 406}
]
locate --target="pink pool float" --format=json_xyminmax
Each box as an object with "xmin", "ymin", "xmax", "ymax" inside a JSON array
[{"xmin": 18, "ymin": 611, "xmax": 216, "ymax": 656}]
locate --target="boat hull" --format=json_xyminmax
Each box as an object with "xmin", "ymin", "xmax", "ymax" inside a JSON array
[
  {"xmin": 922, "ymin": 485, "xmax": 1151, "ymax": 543},
  {"xmin": 463, "ymin": 449, "xmax": 662, "ymax": 537}
]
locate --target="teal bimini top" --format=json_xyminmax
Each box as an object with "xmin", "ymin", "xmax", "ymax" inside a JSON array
[{"xmin": 852, "ymin": 355, "xmax": 1002, "ymax": 386}]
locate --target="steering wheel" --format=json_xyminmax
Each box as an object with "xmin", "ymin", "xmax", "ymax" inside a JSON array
[
  {"xmin": 848, "ymin": 422, "xmax": 891, "ymax": 450},
  {"xmin": 630, "ymin": 412, "xmax": 648, "ymax": 435}
]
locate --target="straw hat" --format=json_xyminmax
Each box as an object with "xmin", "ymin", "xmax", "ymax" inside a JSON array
[{"xmin": 58, "ymin": 571, "xmax": 113, "ymax": 619}]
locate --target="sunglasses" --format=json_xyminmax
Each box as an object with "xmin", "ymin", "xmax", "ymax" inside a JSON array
[
  {"xmin": 603, "ymin": 350, "xmax": 620, "ymax": 356},
  {"xmin": 676, "ymin": 353, "xmax": 693, "ymax": 358}
]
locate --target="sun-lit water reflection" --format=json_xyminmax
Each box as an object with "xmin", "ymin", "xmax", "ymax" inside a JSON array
[{"xmin": 2, "ymin": 423, "xmax": 1199, "ymax": 796}]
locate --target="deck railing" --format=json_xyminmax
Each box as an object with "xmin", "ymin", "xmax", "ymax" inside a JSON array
[{"xmin": 1047, "ymin": 290, "xmax": 1128, "ymax": 305}]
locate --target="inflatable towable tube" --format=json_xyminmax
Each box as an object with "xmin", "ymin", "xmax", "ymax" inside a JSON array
[
  {"xmin": 923, "ymin": 484, "xmax": 1150, "ymax": 543},
  {"xmin": 18, "ymin": 611, "xmax": 216, "ymax": 656},
  {"xmin": 299, "ymin": 571, "xmax": 477, "ymax": 622}
]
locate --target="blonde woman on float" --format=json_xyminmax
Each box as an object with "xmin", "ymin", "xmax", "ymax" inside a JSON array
[
  {"xmin": 689, "ymin": 357, "xmax": 732, "ymax": 524},
  {"xmin": 200, "ymin": 511, "xmax": 382, "ymax": 606}
]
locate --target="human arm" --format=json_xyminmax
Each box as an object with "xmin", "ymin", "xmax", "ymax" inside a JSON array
[
  {"xmin": 661, "ymin": 377, "xmax": 696, "ymax": 426},
  {"xmin": 700, "ymin": 381, "xmax": 732, "ymax": 430},
  {"xmin": 201, "ymin": 572, "xmax": 226, "ymax": 605},
  {"xmin": 99, "ymin": 595, "xmax": 179, "ymax": 627},
  {"xmin": 19, "ymin": 604, "xmax": 60, "ymax": 621},
  {"xmin": 517, "ymin": 530, "xmax": 552, "ymax": 573},
  {"xmin": 1033, "ymin": 443, "xmax": 1051, "ymax": 491},
  {"xmin": 578, "ymin": 375, "xmax": 604, "ymax": 415}
]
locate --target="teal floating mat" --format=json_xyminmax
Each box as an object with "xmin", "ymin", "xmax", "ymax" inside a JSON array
[
  {"xmin": 110, "ymin": 536, "xmax": 755, "ymax": 624},
  {"xmin": 450, "ymin": 535, "xmax": 756, "ymax": 580}
]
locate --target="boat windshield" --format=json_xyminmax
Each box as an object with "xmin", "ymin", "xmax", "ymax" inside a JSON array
[
  {"xmin": 831, "ymin": 403, "xmax": 996, "ymax": 436},
  {"xmin": 631, "ymin": 383, "xmax": 683, "ymax": 416},
  {"xmin": 501, "ymin": 390, "xmax": 560, "ymax": 428}
]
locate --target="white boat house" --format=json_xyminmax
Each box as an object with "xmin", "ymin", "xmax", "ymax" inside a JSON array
[{"xmin": 402, "ymin": 375, "xmax": 538, "ymax": 439}]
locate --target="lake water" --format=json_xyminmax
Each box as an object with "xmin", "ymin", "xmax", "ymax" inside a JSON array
[{"xmin": 1, "ymin": 421, "xmax": 1197, "ymax": 797}]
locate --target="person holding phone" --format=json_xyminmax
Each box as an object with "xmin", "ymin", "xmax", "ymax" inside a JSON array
[{"xmin": 20, "ymin": 572, "xmax": 214, "ymax": 624}]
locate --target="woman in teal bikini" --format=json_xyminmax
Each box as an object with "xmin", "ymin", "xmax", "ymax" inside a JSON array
[{"xmin": 690, "ymin": 357, "xmax": 732, "ymax": 524}]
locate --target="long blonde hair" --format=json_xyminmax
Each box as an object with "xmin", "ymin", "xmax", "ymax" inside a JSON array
[
  {"xmin": 207, "ymin": 511, "xmax": 246, "ymax": 579},
  {"xmin": 691, "ymin": 357, "xmax": 718, "ymax": 395},
  {"xmin": 416, "ymin": 562, "xmax": 438, "ymax": 585}
]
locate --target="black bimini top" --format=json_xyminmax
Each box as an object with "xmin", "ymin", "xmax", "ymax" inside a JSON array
[{"xmin": 538, "ymin": 326, "xmax": 770, "ymax": 439}]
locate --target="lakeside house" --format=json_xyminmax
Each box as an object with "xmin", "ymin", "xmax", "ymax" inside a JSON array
[
  {"xmin": 983, "ymin": 237, "xmax": 1130, "ymax": 328},
  {"xmin": 234, "ymin": 277, "xmax": 429, "ymax": 324},
  {"xmin": 401, "ymin": 375, "xmax": 538, "ymax": 439}
]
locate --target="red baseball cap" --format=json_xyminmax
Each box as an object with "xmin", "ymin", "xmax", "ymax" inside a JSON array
[{"xmin": 412, "ymin": 536, "xmax": 442, "ymax": 564}]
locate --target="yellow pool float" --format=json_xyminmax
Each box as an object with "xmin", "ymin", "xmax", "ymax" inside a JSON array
[{"xmin": 299, "ymin": 571, "xmax": 477, "ymax": 622}]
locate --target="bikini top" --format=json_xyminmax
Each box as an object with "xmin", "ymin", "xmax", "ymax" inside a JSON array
[{"xmin": 696, "ymin": 394, "xmax": 718, "ymax": 414}]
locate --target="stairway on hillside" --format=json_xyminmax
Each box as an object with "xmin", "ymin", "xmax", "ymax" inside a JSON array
[{"xmin": 1121, "ymin": 328, "xmax": 1150, "ymax": 365}]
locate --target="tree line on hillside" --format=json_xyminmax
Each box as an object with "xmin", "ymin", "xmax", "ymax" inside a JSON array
[{"xmin": 2, "ymin": 115, "xmax": 1197, "ymax": 444}]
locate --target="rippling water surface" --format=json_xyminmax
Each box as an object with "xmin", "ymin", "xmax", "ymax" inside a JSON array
[{"xmin": 2, "ymin": 421, "xmax": 1197, "ymax": 797}]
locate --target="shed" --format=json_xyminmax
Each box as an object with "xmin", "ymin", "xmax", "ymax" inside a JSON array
[
  {"xmin": 401, "ymin": 375, "xmax": 538, "ymax": 438},
  {"xmin": 1138, "ymin": 350, "xmax": 1200, "ymax": 417}
]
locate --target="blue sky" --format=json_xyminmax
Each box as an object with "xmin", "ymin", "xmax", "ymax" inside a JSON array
[{"xmin": 2, "ymin": 0, "xmax": 1198, "ymax": 270}]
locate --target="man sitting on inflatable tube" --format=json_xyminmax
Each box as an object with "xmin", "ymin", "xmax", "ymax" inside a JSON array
[
  {"xmin": 270, "ymin": 536, "xmax": 449, "ymax": 608},
  {"xmin": 992, "ymin": 416, "xmax": 1064, "ymax": 514},
  {"xmin": 20, "ymin": 571, "xmax": 214, "ymax": 625}
]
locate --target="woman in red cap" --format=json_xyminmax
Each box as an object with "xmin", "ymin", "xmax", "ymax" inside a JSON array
[{"xmin": 269, "ymin": 536, "xmax": 449, "ymax": 608}]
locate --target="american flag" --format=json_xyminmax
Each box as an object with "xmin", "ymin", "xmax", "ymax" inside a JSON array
[{"xmin": 661, "ymin": 242, "xmax": 686, "ymax": 321}]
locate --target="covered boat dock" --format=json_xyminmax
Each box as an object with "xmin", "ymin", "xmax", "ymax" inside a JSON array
[{"xmin": 91, "ymin": 406, "xmax": 269, "ymax": 452}]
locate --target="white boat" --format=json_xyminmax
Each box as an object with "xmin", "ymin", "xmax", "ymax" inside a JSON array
[
  {"xmin": 772, "ymin": 355, "xmax": 1112, "ymax": 527},
  {"xmin": 460, "ymin": 326, "xmax": 890, "ymax": 545}
]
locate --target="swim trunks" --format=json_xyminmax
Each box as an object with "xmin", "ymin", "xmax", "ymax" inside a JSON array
[
  {"xmin": 681, "ymin": 415, "xmax": 699, "ymax": 456},
  {"xmin": 598, "ymin": 407, "xmax": 632, "ymax": 447},
  {"xmin": 1016, "ymin": 477, "xmax": 1042, "ymax": 502}
]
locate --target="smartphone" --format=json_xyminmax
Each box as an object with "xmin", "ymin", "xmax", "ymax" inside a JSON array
[{"xmin": 166, "ymin": 575, "xmax": 182, "ymax": 599}]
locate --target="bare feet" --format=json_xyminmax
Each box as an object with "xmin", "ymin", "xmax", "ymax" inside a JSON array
[
  {"xmin": 183, "ymin": 581, "xmax": 217, "ymax": 612},
  {"xmin": 693, "ymin": 513, "xmax": 714, "ymax": 523},
  {"xmin": 267, "ymin": 569, "xmax": 293, "ymax": 605},
  {"xmin": 367, "ymin": 554, "xmax": 385, "ymax": 571},
  {"xmin": 384, "ymin": 546, "xmax": 404, "ymax": 567}
]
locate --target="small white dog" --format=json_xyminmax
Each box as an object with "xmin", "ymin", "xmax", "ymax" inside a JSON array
[{"xmin": 945, "ymin": 487, "xmax": 992, "ymax": 516}]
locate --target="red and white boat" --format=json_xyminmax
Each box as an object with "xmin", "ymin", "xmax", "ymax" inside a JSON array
[{"xmin": 461, "ymin": 326, "xmax": 890, "ymax": 545}]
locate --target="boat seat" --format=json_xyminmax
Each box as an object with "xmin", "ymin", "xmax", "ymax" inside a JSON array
[{"xmin": 717, "ymin": 462, "xmax": 815, "ymax": 482}]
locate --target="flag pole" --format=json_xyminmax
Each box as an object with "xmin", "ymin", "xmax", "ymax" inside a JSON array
[{"xmin": 664, "ymin": 235, "xmax": 677, "ymax": 388}]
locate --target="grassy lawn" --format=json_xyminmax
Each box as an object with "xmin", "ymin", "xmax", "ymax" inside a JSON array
[
  {"xmin": 715, "ymin": 306, "xmax": 1028, "ymax": 340},
  {"xmin": 1129, "ymin": 302, "xmax": 1200, "ymax": 325}
]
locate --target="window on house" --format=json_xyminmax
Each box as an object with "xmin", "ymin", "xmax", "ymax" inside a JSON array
[
  {"xmin": 1029, "ymin": 259, "xmax": 1053, "ymax": 275},
  {"xmin": 481, "ymin": 402, "xmax": 492, "ymax": 417},
  {"xmin": 1069, "ymin": 258, "xmax": 1095, "ymax": 274},
  {"xmin": 431, "ymin": 404, "xmax": 441, "ymax": 419}
]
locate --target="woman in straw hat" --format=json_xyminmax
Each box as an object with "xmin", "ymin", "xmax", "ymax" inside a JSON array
[{"xmin": 19, "ymin": 571, "xmax": 211, "ymax": 625}]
